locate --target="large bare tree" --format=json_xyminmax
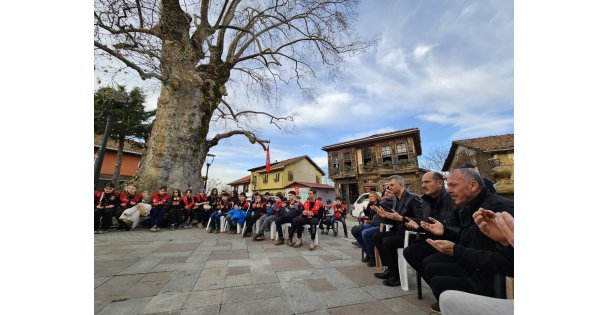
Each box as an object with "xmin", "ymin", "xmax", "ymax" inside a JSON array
[{"xmin": 94, "ymin": 0, "xmax": 371, "ymax": 194}]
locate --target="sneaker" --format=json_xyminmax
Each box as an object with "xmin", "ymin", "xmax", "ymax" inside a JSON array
[
  {"xmin": 150, "ymin": 226, "xmax": 157, "ymax": 232},
  {"xmin": 178, "ymin": 225, "xmax": 183, "ymax": 230},
  {"xmin": 197, "ymin": 223, "xmax": 203, "ymax": 228},
  {"xmin": 344, "ymin": 233, "xmax": 348, "ymax": 238},
  {"xmin": 361, "ymin": 255, "xmax": 370, "ymax": 263},
  {"xmin": 208, "ymin": 228, "xmax": 215, "ymax": 233},
  {"xmin": 256, "ymin": 234, "xmax": 265, "ymax": 241},
  {"xmin": 351, "ymin": 241, "xmax": 361, "ymax": 248},
  {"xmin": 155, "ymin": 227, "xmax": 160, "ymax": 232},
  {"xmin": 367, "ymin": 259, "xmax": 376, "ymax": 267},
  {"xmin": 275, "ymin": 238, "xmax": 285, "ymax": 246},
  {"xmin": 309, "ymin": 243, "xmax": 317, "ymax": 250},
  {"xmin": 94, "ymin": 230, "xmax": 99, "ymax": 234},
  {"xmin": 293, "ymin": 239, "xmax": 302, "ymax": 248},
  {"xmin": 286, "ymin": 239, "xmax": 294, "ymax": 247},
  {"xmin": 430, "ymin": 302, "xmax": 441, "ymax": 313},
  {"xmin": 170, "ymin": 224, "xmax": 175, "ymax": 230},
  {"xmin": 98, "ymin": 230, "xmax": 107, "ymax": 234}
]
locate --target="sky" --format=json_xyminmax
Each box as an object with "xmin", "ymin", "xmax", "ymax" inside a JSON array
[{"xmin": 94, "ymin": 0, "xmax": 514, "ymax": 185}]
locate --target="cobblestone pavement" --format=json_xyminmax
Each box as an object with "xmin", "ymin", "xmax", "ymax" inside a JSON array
[{"xmin": 94, "ymin": 220, "xmax": 435, "ymax": 315}]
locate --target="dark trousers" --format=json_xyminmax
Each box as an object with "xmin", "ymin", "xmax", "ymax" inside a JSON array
[
  {"xmin": 114, "ymin": 207, "xmax": 128, "ymax": 229},
  {"xmin": 291, "ymin": 217, "xmax": 319, "ymax": 239},
  {"xmin": 168, "ymin": 207, "xmax": 183, "ymax": 226},
  {"xmin": 150, "ymin": 207, "xmax": 166, "ymax": 227},
  {"xmin": 183, "ymin": 209, "xmax": 193, "ymax": 225},
  {"xmin": 245, "ymin": 212, "xmax": 262, "ymax": 233},
  {"xmin": 94, "ymin": 207, "xmax": 114, "ymax": 231},
  {"xmin": 422, "ymin": 253, "xmax": 494, "ymax": 300},
  {"xmin": 331, "ymin": 217, "xmax": 348, "ymax": 236},
  {"xmin": 210, "ymin": 211, "xmax": 226, "ymax": 230},
  {"xmin": 275, "ymin": 216, "xmax": 294, "ymax": 239},
  {"xmin": 403, "ymin": 238, "xmax": 437, "ymax": 274},
  {"xmin": 372, "ymin": 230, "xmax": 405, "ymax": 278},
  {"xmin": 194, "ymin": 207, "xmax": 204, "ymax": 223}
]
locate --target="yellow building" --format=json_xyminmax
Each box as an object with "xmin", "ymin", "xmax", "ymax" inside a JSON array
[
  {"xmin": 442, "ymin": 133, "xmax": 514, "ymax": 200},
  {"xmin": 248, "ymin": 155, "xmax": 326, "ymax": 195}
]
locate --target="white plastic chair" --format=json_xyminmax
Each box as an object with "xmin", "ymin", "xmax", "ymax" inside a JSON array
[
  {"xmin": 205, "ymin": 211, "xmax": 227, "ymax": 233},
  {"xmin": 397, "ymin": 230, "xmax": 415, "ymax": 291}
]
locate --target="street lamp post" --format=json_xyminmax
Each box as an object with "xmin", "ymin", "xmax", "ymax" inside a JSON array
[
  {"xmin": 203, "ymin": 154, "xmax": 216, "ymax": 192},
  {"xmin": 94, "ymin": 88, "xmax": 131, "ymax": 188}
]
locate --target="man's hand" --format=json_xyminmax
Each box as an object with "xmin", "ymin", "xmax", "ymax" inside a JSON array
[
  {"xmin": 426, "ymin": 239, "xmax": 455, "ymax": 256},
  {"xmin": 473, "ymin": 208, "xmax": 509, "ymax": 246},
  {"xmin": 420, "ymin": 217, "xmax": 444, "ymax": 236},
  {"xmin": 404, "ymin": 217, "xmax": 419, "ymax": 230},
  {"xmin": 496, "ymin": 211, "xmax": 514, "ymax": 247}
]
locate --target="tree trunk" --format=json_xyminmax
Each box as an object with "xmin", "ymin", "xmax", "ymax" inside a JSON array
[{"xmin": 112, "ymin": 136, "xmax": 125, "ymax": 186}]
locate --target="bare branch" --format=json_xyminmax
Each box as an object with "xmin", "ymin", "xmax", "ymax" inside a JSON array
[
  {"xmin": 94, "ymin": 40, "xmax": 163, "ymax": 81},
  {"xmin": 217, "ymin": 99, "xmax": 293, "ymax": 130},
  {"xmin": 206, "ymin": 129, "xmax": 269, "ymax": 151}
]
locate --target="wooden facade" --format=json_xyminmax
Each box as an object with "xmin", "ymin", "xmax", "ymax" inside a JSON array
[{"xmin": 321, "ymin": 128, "xmax": 426, "ymax": 207}]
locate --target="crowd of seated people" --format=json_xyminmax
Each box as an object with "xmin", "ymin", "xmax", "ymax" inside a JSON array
[{"xmin": 95, "ymin": 167, "xmax": 514, "ymax": 314}]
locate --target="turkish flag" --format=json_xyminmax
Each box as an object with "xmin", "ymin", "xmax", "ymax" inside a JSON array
[{"xmin": 265, "ymin": 146, "xmax": 271, "ymax": 173}]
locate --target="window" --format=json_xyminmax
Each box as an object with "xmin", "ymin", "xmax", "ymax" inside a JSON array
[
  {"xmin": 252, "ymin": 176, "xmax": 257, "ymax": 185},
  {"xmin": 316, "ymin": 175, "xmax": 321, "ymax": 184},
  {"xmin": 263, "ymin": 174, "xmax": 268, "ymax": 183},
  {"xmin": 288, "ymin": 171, "xmax": 294, "ymax": 181},
  {"xmin": 396, "ymin": 143, "xmax": 409, "ymax": 162},
  {"xmin": 331, "ymin": 154, "xmax": 339, "ymax": 171},
  {"xmin": 381, "ymin": 145, "xmax": 392, "ymax": 163},
  {"xmin": 343, "ymin": 151, "xmax": 352, "ymax": 170},
  {"xmin": 274, "ymin": 172, "xmax": 280, "ymax": 182},
  {"xmin": 363, "ymin": 148, "xmax": 373, "ymax": 165}
]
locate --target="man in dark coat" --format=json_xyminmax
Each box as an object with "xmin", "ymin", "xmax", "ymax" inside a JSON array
[{"xmin": 419, "ymin": 168, "xmax": 514, "ymax": 313}]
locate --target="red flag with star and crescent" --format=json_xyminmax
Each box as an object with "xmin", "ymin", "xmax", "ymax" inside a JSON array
[{"xmin": 265, "ymin": 146, "xmax": 271, "ymax": 173}]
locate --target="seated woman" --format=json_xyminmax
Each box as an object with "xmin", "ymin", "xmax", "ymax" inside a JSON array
[
  {"xmin": 226, "ymin": 192, "xmax": 249, "ymax": 234},
  {"xmin": 209, "ymin": 192, "xmax": 233, "ymax": 233},
  {"xmin": 247, "ymin": 193, "xmax": 268, "ymax": 238},
  {"xmin": 167, "ymin": 189, "xmax": 183, "ymax": 230},
  {"xmin": 119, "ymin": 203, "xmax": 152, "ymax": 230}
]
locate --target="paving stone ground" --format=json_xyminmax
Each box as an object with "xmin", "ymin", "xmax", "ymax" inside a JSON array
[{"xmin": 95, "ymin": 220, "xmax": 436, "ymax": 314}]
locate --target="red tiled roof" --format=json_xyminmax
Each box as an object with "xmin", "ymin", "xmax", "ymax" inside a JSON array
[
  {"xmin": 321, "ymin": 128, "xmax": 422, "ymax": 156},
  {"xmin": 94, "ymin": 134, "xmax": 145, "ymax": 154},
  {"xmin": 248, "ymin": 155, "xmax": 325, "ymax": 175},
  {"xmin": 442, "ymin": 133, "xmax": 514, "ymax": 171},
  {"xmin": 228, "ymin": 175, "xmax": 251, "ymax": 186},
  {"xmin": 285, "ymin": 182, "xmax": 335, "ymax": 189}
]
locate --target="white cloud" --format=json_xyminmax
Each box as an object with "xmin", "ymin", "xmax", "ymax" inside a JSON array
[
  {"xmin": 413, "ymin": 45, "xmax": 434, "ymax": 61},
  {"xmin": 338, "ymin": 127, "xmax": 398, "ymax": 142},
  {"xmin": 311, "ymin": 155, "xmax": 329, "ymax": 171}
]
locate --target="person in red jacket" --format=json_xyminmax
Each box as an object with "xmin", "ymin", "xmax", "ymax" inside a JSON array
[
  {"xmin": 330, "ymin": 197, "xmax": 348, "ymax": 238},
  {"xmin": 95, "ymin": 183, "xmax": 121, "ymax": 233},
  {"xmin": 116, "ymin": 185, "xmax": 143, "ymax": 231},
  {"xmin": 193, "ymin": 190, "xmax": 208, "ymax": 228},
  {"xmin": 291, "ymin": 189, "xmax": 323, "ymax": 250},
  {"xmin": 209, "ymin": 192, "xmax": 233, "ymax": 233},
  {"xmin": 182, "ymin": 189, "xmax": 196, "ymax": 228},
  {"xmin": 149, "ymin": 186, "xmax": 171, "ymax": 232}
]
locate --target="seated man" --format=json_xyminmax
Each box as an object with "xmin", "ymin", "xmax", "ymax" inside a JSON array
[
  {"xmin": 248, "ymin": 193, "xmax": 268, "ymax": 239},
  {"xmin": 372, "ymin": 175, "xmax": 423, "ymax": 286},
  {"xmin": 439, "ymin": 210, "xmax": 514, "ymax": 315},
  {"xmin": 330, "ymin": 197, "xmax": 348, "ymax": 238},
  {"xmin": 290, "ymin": 189, "xmax": 324, "ymax": 250},
  {"xmin": 149, "ymin": 186, "xmax": 171, "ymax": 232},
  {"xmin": 94, "ymin": 183, "xmax": 121, "ymax": 233},
  {"xmin": 420, "ymin": 168, "xmax": 514, "ymax": 313},
  {"xmin": 403, "ymin": 172, "xmax": 460, "ymax": 279},
  {"xmin": 116, "ymin": 185, "xmax": 143, "ymax": 231}
]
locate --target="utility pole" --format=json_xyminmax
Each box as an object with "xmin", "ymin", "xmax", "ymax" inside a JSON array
[{"xmin": 94, "ymin": 88, "xmax": 130, "ymax": 188}]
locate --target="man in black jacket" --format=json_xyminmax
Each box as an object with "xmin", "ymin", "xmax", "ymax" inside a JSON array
[
  {"xmin": 372, "ymin": 175, "xmax": 423, "ymax": 286},
  {"xmin": 403, "ymin": 172, "xmax": 461, "ymax": 275},
  {"xmin": 419, "ymin": 168, "xmax": 514, "ymax": 313}
]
